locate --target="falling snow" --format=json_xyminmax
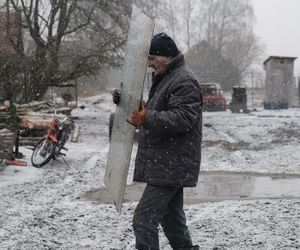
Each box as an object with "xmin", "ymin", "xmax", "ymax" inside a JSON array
[{"xmin": 0, "ymin": 92, "xmax": 300, "ymax": 249}]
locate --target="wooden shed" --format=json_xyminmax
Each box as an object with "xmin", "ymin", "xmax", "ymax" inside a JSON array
[{"xmin": 263, "ymin": 56, "xmax": 297, "ymax": 109}]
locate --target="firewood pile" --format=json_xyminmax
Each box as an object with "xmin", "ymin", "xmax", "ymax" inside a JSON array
[
  {"xmin": 16, "ymin": 101, "xmax": 50, "ymax": 115},
  {"xmin": 16, "ymin": 101, "xmax": 72, "ymax": 116},
  {"xmin": 20, "ymin": 111, "xmax": 67, "ymax": 130},
  {"xmin": 15, "ymin": 101, "xmax": 78, "ymax": 146},
  {"xmin": 0, "ymin": 100, "xmax": 79, "ymax": 147}
]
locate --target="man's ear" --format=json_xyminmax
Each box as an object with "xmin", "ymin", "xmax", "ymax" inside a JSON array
[{"xmin": 166, "ymin": 57, "xmax": 173, "ymax": 64}]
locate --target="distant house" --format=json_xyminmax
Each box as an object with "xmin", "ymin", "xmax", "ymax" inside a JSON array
[{"xmin": 185, "ymin": 40, "xmax": 239, "ymax": 91}]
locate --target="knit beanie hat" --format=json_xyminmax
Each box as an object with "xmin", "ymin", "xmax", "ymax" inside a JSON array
[{"xmin": 149, "ymin": 33, "xmax": 180, "ymax": 57}]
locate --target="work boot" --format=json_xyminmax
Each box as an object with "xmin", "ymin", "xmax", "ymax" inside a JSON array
[{"xmin": 174, "ymin": 245, "xmax": 200, "ymax": 250}]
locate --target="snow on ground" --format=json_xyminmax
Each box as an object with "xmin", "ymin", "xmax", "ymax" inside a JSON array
[
  {"xmin": 202, "ymin": 109, "xmax": 300, "ymax": 174},
  {"xmin": 0, "ymin": 92, "xmax": 300, "ymax": 249}
]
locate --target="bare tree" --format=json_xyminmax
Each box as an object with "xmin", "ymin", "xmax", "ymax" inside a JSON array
[
  {"xmin": 163, "ymin": 0, "xmax": 177, "ymax": 40},
  {"xmin": 135, "ymin": 0, "xmax": 264, "ymax": 84},
  {"xmin": 224, "ymin": 29, "xmax": 265, "ymax": 83},
  {"xmin": 1, "ymin": 0, "xmax": 130, "ymax": 101},
  {"xmin": 154, "ymin": 0, "xmax": 178, "ymax": 40},
  {"xmin": 185, "ymin": 0, "xmax": 264, "ymax": 83},
  {"xmin": 182, "ymin": 0, "xmax": 193, "ymax": 50}
]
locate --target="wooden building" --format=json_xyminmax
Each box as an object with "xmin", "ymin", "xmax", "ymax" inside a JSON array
[{"xmin": 263, "ymin": 56, "xmax": 297, "ymax": 109}]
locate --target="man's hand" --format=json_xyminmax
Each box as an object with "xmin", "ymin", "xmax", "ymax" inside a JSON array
[
  {"xmin": 126, "ymin": 103, "xmax": 146, "ymax": 127},
  {"xmin": 111, "ymin": 88, "xmax": 121, "ymax": 105}
]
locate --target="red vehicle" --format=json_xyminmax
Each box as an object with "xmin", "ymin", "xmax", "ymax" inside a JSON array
[
  {"xmin": 31, "ymin": 104, "xmax": 74, "ymax": 168},
  {"xmin": 200, "ymin": 83, "xmax": 227, "ymax": 111}
]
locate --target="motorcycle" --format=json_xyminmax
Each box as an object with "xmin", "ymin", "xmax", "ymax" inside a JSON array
[{"xmin": 31, "ymin": 104, "xmax": 74, "ymax": 168}]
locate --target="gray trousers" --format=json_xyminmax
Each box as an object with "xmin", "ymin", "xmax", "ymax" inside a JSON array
[{"xmin": 133, "ymin": 184, "xmax": 193, "ymax": 250}]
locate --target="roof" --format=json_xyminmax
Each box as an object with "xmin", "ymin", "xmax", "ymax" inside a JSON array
[
  {"xmin": 233, "ymin": 85, "xmax": 246, "ymax": 89},
  {"xmin": 200, "ymin": 82, "xmax": 221, "ymax": 89},
  {"xmin": 263, "ymin": 56, "xmax": 298, "ymax": 65}
]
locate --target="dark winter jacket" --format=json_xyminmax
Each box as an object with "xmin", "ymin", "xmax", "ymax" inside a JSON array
[
  {"xmin": 133, "ymin": 53, "xmax": 203, "ymax": 187},
  {"xmin": 0, "ymin": 103, "xmax": 21, "ymax": 129}
]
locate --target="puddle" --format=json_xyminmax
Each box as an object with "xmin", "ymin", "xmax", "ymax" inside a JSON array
[{"xmin": 81, "ymin": 173, "xmax": 300, "ymax": 204}]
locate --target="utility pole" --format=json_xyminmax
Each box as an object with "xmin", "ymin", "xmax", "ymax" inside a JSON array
[
  {"xmin": 251, "ymin": 71, "xmax": 254, "ymax": 108},
  {"xmin": 298, "ymin": 76, "xmax": 300, "ymax": 106},
  {"xmin": 75, "ymin": 79, "xmax": 78, "ymax": 107}
]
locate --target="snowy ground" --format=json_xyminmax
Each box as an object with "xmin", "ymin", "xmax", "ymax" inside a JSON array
[
  {"xmin": 0, "ymin": 92, "xmax": 300, "ymax": 249},
  {"xmin": 202, "ymin": 109, "xmax": 300, "ymax": 174}
]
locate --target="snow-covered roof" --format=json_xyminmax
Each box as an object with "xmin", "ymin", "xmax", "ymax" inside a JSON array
[{"xmin": 263, "ymin": 56, "xmax": 298, "ymax": 65}]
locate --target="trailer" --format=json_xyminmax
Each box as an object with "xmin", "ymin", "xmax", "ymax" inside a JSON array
[
  {"xmin": 200, "ymin": 83, "xmax": 227, "ymax": 111},
  {"xmin": 229, "ymin": 86, "xmax": 247, "ymax": 113}
]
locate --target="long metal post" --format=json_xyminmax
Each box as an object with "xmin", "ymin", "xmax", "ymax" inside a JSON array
[
  {"xmin": 75, "ymin": 79, "xmax": 78, "ymax": 107},
  {"xmin": 298, "ymin": 76, "xmax": 300, "ymax": 106},
  {"xmin": 251, "ymin": 71, "xmax": 254, "ymax": 108}
]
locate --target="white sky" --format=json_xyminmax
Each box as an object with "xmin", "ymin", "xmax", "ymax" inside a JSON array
[{"xmin": 252, "ymin": 0, "xmax": 300, "ymax": 76}]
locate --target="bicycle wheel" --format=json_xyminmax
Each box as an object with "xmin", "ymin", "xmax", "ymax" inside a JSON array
[{"xmin": 31, "ymin": 138, "xmax": 55, "ymax": 168}]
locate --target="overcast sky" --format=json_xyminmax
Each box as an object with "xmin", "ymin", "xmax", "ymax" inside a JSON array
[{"xmin": 252, "ymin": 0, "xmax": 300, "ymax": 75}]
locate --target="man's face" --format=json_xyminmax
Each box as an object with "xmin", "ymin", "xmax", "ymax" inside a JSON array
[
  {"xmin": 148, "ymin": 55, "xmax": 171, "ymax": 76},
  {"xmin": 3, "ymin": 100, "xmax": 10, "ymax": 109}
]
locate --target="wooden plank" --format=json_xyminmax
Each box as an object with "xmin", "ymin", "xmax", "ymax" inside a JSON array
[
  {"xmin": 0, "ymin": 129, "xmax": 17, "ymax": 160},
  {"xmin": 71, "ymin": 124, "xmax": 80, "ymax": 143},
  {"xmin": 104, "ymin": 6, "xmax": 154, "ymax": 213},
  {"xmin": 0, "ymin": 152, "xmax": 14, "ymax": 160},
  {"xmin": 19, "ymin": 137, "xmax": 42, "ymax": 146}
]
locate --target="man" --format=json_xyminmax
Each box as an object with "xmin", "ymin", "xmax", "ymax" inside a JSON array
[
  {"xmin": 1, "ymin": 100, "xmax": 21, "ymax": 127},
  {"xmin": 113, "ymin": 33, "xmax": 202, "ymax": 250},
  {"xmin": 1, "ymin": 100, "xmax": 28, "ymax": 128}
]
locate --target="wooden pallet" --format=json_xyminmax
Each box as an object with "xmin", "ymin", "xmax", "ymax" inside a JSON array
[{"xmin": 0, "ymin": 128, "xmax": 17, "ymax": 160}]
